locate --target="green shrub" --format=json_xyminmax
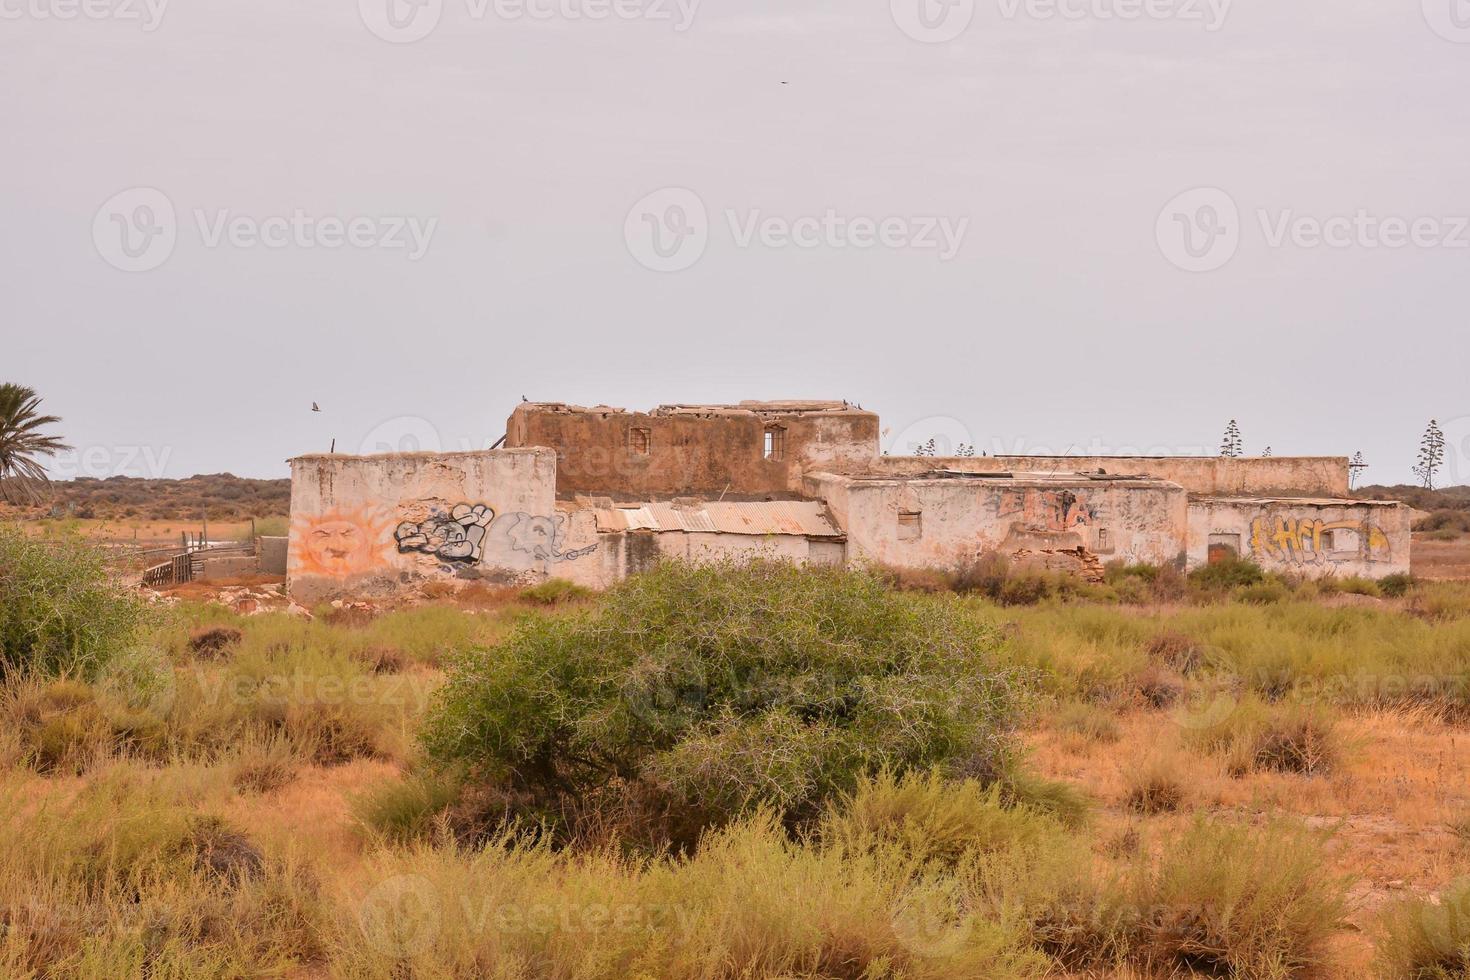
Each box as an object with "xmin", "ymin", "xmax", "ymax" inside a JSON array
[
  {"xmin": 423, "ymin": 560, "xmax": 1026, "ymax": 847},
  {"xmin": 352, "ymin": 769, "xmax": 463, "ymax": 844},
  {"xmin": 821, "ymin": 770, "xmax": 1064, "ymax": 866},
  {"xmin": 1380, "ymin": 573, "xmax": 1416, "ymax": 598},
  {"xmin": 1377, "ymin": 877, "xmax": 1470, "ymax": 979},
  {"xmin": 1237, "ymin": 579, "xmax": 1292, "ymax": 605},
  {"xmin": 1053, "ymin": 701, "xmax": 1121, "ymax": 743},
  {"xmin": 0, "ymin": 524, "xmax": 147, "ymax": 679},
  {"xmin": 1184, "ymin": 696, "xmax": 1341, "ymax": 776},
  {"xmin": 1129, "ymin": 820, "xmax": 1348, "ymax": 977},
  {"xmin": 1336, "ymin": 576, "xmax": 1383, "ymax": 598},
  {"xmin": 1189, "ymin": 555, "xmax": 1266, "ymax": 591},
  {"xmin": 519, "ymin": 577, "xmax": 594, "ymax": 606}
]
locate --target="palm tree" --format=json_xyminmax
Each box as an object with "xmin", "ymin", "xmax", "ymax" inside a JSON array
[{"xmin": 0, "ymin": 385, "xmax": 69, "ymax": 505}]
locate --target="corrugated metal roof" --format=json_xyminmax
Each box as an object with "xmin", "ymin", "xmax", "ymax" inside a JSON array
[{"xmin": 594, "ymin": 501, "xmax": 842, "ymax": 538}]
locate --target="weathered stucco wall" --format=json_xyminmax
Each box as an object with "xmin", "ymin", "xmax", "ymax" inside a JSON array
[
  {"xmin": 287, "ymin": 449, "xmax": 605, "ymax": 601},
  {"xmin": 1186, "ymin": 498, "xmax": 1411, "ymax": 578},
  {"xmin": 506, "ymin": 402, "xmax": 879, "ymax": 498},
  {"xmin": 808, "ymin": 473, "xmax": 1188, "ymax": 570},
  {"xmin": 555, "ymin": 523, "xmax": 839, "ymax": 591},
  {"xmin": 874, "ymin": 456, "xmax": 1350, "ymax": 498}
]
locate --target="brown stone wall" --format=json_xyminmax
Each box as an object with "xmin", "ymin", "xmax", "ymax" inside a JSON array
[{"xmin": 506, "ymin": 403, "xmax": 880, "ymax": 497}]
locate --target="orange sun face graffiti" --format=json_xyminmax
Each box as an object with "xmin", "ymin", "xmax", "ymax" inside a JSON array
[{"xmin": 292, "ymin": 507, "xmax": 393, "ymax": 578}]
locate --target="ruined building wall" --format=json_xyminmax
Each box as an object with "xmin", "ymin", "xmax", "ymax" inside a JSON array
[
  {"xmin": 287, "ymin": 449, "xmax": 602, "ymax": 602},
  {"xmin": 808, "ymin": 473, "xmax": 1189, "ymax": 571},
  {"xmin": 505, "ymin": 403, "xmax": 880, "ymax": 498},
  {"xmin": 1186, "ymin": 498, "xmax": 1411, "ymax": 578},
  {"xmin": 873, "ymin": 455, "xmax": 1350, "ymax": 498}
]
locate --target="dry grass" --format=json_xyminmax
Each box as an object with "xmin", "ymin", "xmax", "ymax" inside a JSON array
[{"xmin": 4, "ymin": 579, "xmax": 1470, "ymax": 977}]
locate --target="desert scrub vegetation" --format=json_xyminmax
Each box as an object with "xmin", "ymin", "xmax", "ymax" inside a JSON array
[
  {"xmin": 421, "ymin": 560, "xmax": 1030, "ymax": 849},
  {"xmin": 333, "ymin": 774, "xmax": 1345, "ymax": 980},
  {"xmin": 1182, "ymin": 696, "xmax": 1342, "ymax": 777},
  {"xmin": 0, "ymin": 523, "xmax": 148, "ymax": 679},
  {"xmin": 0, "ymin": 767, "xmax": 322, "ymax": 977},
  {"xmin": 969, "ymin": 594, "xmax": 1470, "ymax": 714},
  {"xmin": 1376, "ymin": 877, "xmax": 1470, "ymax": 979}
]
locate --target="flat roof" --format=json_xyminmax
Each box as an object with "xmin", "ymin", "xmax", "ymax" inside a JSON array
[
  {"xmin": 1196, "ymin": 496, "xmax": 1406, "ymax": 508},
  {"xmin": 811, "ymin": 471, "xmax": 1181, "ymax": 490}
]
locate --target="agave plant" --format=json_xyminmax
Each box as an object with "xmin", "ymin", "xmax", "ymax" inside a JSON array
[{"xmin": 0, "ymin": 384, "xmax": 69, "ymax": 505}]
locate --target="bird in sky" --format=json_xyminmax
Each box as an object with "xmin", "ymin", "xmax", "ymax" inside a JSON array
[{"xmin": 311, "ymin": 402, "xmax": 321, "ymax": 412}]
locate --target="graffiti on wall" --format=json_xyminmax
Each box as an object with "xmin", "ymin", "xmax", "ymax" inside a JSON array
[
  {"xmin": 1249, "ymin": 516, "xmax": 1392, "ymax": 564},
  {"xmin": 395, "ymin": 503, "xmax": 597, "ymax": 571},
  {"xmin": 395, "ymin": 504, "xmax": 496, "ymax": 564},
  {"xmin": 293, "ymin": 507, "xmax": 394, "ymax": 578},
  {"xmin": 487, "ymin": 512, "xmax": 599, "ymax": 564}
]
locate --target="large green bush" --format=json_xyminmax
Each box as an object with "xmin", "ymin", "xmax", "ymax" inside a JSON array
[
  {"xmin": 0, "ymin": 520, "xmax": 147, "ymax": 681},
  {"xmin": 422, "ymin": 560, "xmax": 1025, "ymax": 845},
  {"xmin": 0, "ymin": 523, "xmax": 147, "ymax": 679}
]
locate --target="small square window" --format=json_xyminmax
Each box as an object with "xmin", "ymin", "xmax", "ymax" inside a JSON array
[
  {"xmin": 763, "ymin": 427, "xmax": 786, "ymax": 461},
  {"xmin": 898, "ymin": 511, "xmax": 922, "ymax": 541},
  {"xmin": 628, "ymin": 427, "xmax": 651, "ymax": 455}
]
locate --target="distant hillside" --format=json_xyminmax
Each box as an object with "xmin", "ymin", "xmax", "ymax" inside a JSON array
[
  {"xmin": 1359, "ymin": 484, "xmax": 1470, "ymax": 538},
  {"xmin": 2, "ymin": 474, "xmax": 291, "ymax": 521}
]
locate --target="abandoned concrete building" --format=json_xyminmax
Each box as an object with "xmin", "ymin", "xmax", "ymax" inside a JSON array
[{"xmin": 286, "ymin": 400, "xmax": 1411, "ymax": 601}]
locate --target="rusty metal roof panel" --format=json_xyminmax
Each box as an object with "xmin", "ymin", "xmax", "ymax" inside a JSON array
[
  {"xmin": 703, "ymin": 501, "xmax": 841, "ymax": 537},
  {"xmin": 618, "ymin": 507, "xmax": 659, "ymax": 531},
  {"xmin": 598, "ymin": 501, "xmax": 842, "ymax": 537}
]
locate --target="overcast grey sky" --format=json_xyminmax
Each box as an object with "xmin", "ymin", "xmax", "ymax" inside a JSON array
[{"xmin": 4, "ymin": 0, "xmax": 1468, "ymax": 486}]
